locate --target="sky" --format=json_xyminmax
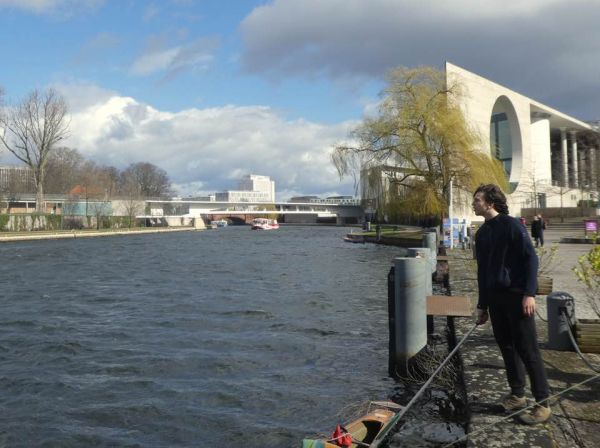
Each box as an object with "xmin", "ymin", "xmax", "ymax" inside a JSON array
[{"xmin": 1, "ymin": 0, "xmax": 599, "ymax": 200}]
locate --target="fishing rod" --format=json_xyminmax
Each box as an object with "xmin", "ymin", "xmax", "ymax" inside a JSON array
[{"xmin": 371, "ymin": 322, "xmax": 480, "ymax": 448}]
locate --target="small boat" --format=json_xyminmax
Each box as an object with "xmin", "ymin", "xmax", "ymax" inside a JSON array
[
  {"xmin": 302, "ymin": 401, "xmax": 402, "ymax": 448},
  {"xmin": 343, "ymin": 233, "xmax": 365, "ymax": 243},
  {"xmin": 251, "ymin": 218, "xmax": 279, "ymax": 230},
  {"xmin": 210, "ymin": 219, "xmax": 228, "ymax": 228}
]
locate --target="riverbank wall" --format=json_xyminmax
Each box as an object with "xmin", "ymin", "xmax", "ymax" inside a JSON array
[{"xmin": 0, "ymin": 226, "xmax": 200, "ymax": 243}]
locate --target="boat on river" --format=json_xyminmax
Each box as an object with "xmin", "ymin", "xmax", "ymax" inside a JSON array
[
  {"xmin": 210, "ymin": 219, "xmax": 228, "ymax": 228},
  {"xmin": 302, "ymin": 401, "xmax": 402, "ymax": 448},
  {"xmin": 251, "ymin": 218, "xmax": 279, "ymax": 230},
  {"xmin": 343, "ymin": 233, "xmax": 365, "ymax": 243}
]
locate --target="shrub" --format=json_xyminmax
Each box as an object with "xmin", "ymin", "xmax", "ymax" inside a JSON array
[
  {"xmin": 63, "ymin": 217, "xmax": 84, "ymax": 230},
  {"xmin": 0, "ymin": 214, "xmax": 9, "ymax": 231},
  {"xmin": 573, "ymin": 245, "xmax": 600, "ymax": 317},
  {"xmin": 43, "ymin": 214, "xmax": 62, "ymax": 230}
]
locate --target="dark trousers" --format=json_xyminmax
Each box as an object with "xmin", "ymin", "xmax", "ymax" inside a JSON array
[
  {"xmin": 488, "ymin": 291, "xmax": 549, "ymax": 403},
  {"xmin": 534, "ymin": 235, "xmax": 544, "ymax": 247}
]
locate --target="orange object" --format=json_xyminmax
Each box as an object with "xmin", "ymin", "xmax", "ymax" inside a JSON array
[{"xmin": 331, "ymin": 425, "xmax": 352, "ymax": 447}]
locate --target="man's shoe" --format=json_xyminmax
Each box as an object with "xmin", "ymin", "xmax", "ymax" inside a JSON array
[
  {"xmin": 501, "ymin": 394, "xmax": 527, "ymax": 411},
  {"xmin": 519, "ymin": 405, "xmax": 552, "ymax": 425}
]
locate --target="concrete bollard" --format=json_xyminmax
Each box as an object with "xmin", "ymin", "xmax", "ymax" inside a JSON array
[
  {"xmin": 547, "ymin": 291, "xmax": 576, "ymax": 351},
  {"xmin": 408, "ymin": 247, "xmax": 433, "ymax": 296},
  {"xmin": 392, "ymin": 257, "xmax": 427, "ymax": 375},
  {"xmin": 408, "ymin": 247, "xmax": 434, "ymax": 336},
  {"xmin": 422, "ymin": 231, "xmax": 437, "ymax": 271}
]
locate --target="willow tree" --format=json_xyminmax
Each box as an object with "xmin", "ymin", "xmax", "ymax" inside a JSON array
[
  {"xmin": 332, "ymin": 66, "xmax": 507, "ymax": 224},
  {"xmin": 0, "ymin": 88, "xmax": 70, "ymax": 212}
]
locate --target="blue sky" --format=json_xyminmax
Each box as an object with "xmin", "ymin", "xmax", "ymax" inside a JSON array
[{"xmin": 1, "ymin": 0, "xmax": 599, "ymax": 199}]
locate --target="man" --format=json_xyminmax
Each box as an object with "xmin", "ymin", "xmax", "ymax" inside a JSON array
[
  {"xmin": 538, "ymin": 214, "xmax": 546, "ymax": 247},
  {"xmin": 472, "ymin": 184, "xmax": 551, "ymax": 425},
  {"xmin": 531, "ymin": 214, "xmax": 545, "ymax": 247}
]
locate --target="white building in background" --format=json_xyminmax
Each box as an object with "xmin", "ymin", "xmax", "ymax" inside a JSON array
[
  {"xmin": 0, "ymin": 166, "xmax": 35, "ymax": 193},
  {"xmin": 361, "ymin": 63, "xmax": 600, "ymax": 219},
  {"xmin": 215, "ymin": 174, "xmax": 276, "ymax": 202},
  {"xmin": 445, "ymin": 62, "xmax": 600, "ymax": 218}
]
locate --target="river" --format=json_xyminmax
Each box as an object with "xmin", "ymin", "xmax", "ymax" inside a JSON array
[{"xmin": 1, "ymin": 226, "xmax": 427, "ymax": 447}]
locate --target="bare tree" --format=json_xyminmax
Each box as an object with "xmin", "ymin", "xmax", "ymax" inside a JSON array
[
  {"xmin": 43, "ymin": 147, "xmax": 85, "ymax": 194},
  {"xmin": 119, "ymin": 176, "xmax": 144, "ymax": 228},
  {"xmin": 119, "ymin": 162, "xmax": 172, "ymax": 198},
  {"xmin": 0, "ymin": 89, "xmax": 69, "ymax": 212},
  {"xmin": 79, "ymin": 161, "xmax": 120, "ymax": 199},
  {"xmin": 517, "ymin": 168, "xmax": 552, "ymax": 215},
  {"xmin": 88, "ymin": 200, "xmax": 112, "ymax": 230}
]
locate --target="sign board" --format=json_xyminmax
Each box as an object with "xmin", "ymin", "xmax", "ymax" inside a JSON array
[
  {"xmin": 442, "ymin": 218, "xmax": 462, "ymax": 247},
  {"xmin": 584, "ymin": 219, "xmax": 598, "ymax": 232},
  {"xmin": 442, "ymin": 218, "xmax": 471, "ymax": 248}
]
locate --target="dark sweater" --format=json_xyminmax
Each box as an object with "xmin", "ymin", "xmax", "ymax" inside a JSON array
[{"xmin": 475, "ymin": 213, "xmax": 539, "ymax": 310}]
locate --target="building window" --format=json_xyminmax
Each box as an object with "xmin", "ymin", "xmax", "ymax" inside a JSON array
[{"xmin": 490, "ymin": 112, "xmax": 513, "ymax": 178}]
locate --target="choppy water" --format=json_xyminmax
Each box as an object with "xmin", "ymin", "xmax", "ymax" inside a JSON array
[{"xmin": 0, "ymin": 226, "xmax": 416, "ymax": 447}]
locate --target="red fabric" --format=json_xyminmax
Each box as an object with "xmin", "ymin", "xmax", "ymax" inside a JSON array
[{"xmin": 331, "ymin": 425, "xmax": 352, "ymax": 447}]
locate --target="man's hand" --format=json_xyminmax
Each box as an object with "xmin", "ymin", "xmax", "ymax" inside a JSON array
[
  {"xmin": 476, "ymin": 308, "xmax": 489, "ymax": 325},
  {"xmin": 522, "ymin": 295, "xmax": 536, "ymax": 317}
]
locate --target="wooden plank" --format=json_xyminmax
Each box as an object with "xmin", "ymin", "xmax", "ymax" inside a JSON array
[
  {"xmin": 577, "ymin": 345, "xmax": 600, "ymax": 354},
  {"xmin": 576, "ymin": 332, "xmax": 600, "ymax": 338},
  {"xmin": 576, "ymin": 323, "xmax": 600, "ymax": 331},
  {"xmin": 577, "ymin": 329, "xmax": 600, "ymax": 335},
  {"xmin": 577, "ymin": 337, "xmax": 600, "ymax": 344},
  {"xmin": 436, "ymin": 255, "xmax": 449, "ymax": 262},
  {"xmin": 578, "ymin": 319, "xmax": 600, "ymax": 324},
  {"xmin": 426, "ymin": 295, "xmax": 472, "ymax": 317}
]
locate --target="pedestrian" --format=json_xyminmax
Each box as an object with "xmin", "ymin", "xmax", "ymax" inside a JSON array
[
  {"xmin": 537, "ymin": 214, "xmax": 546, "ymax": 246},
  {"xmin": 472, "ymin": 184, "xmax": 551, "ymax": 425},
  {"xmin": 531, "ymin": 215, "xmax": 541, "ymax": 247}
]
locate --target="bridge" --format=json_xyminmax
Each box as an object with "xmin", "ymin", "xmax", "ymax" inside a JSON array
[{"xmin": 145, "ymin": 199, "xmax": 364, "ymax": 225}]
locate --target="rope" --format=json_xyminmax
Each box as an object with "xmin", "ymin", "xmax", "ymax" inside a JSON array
[
  {"xmin": 535, "ymin": 307, "xmax": 547, "ymax": 322},
  {"xmin": 440, "ymin": 370, "xmax": 600, "ymax": 447},
  {"xmin": 370, "ymin": 322, "xmax": 480, "ymax": 448}
]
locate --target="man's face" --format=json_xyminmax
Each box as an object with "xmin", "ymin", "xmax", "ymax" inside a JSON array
[{"xmin": 472, "ymin": 192, "xmax": 491, "ymax": 216}]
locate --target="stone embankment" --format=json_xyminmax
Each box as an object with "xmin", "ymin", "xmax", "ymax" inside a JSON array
[
  {"xmin": 0, "ymin": 226, "xmax": 200, "ymax": 243},
  {"xmin": 448, "ymin": 228, "xmax": 600, "ymax": 447}
]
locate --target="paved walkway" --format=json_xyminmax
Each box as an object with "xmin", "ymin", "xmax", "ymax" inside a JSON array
[{"xmin": 448, "ymin": 229, "xmax": 600, "ymax": 447}]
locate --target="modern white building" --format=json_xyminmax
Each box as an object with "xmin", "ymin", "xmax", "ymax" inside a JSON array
[
  {"xmin": 215, "ymin": 174, "xmax": 275, "ymax": 202},
  {"xmin": 446, "ymin": 62, "xmax": 600, "ymax": 218}
]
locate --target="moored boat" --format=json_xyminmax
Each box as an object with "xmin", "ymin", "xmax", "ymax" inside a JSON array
[
  {"xmin": 343, "ymin": 233, "xmax": 365, "ymax": 243},
  {"xmin": 302, "ymin": 401, "xmax": 402, "ymax": 448},
  {"xmin": 251, "ymin": 218, "xmax": 279, "ymax": 230}
]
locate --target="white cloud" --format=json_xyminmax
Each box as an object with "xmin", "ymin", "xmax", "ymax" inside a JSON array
[
  {"xmin": 131, "ymin": 47, "xmax": 181, "ymax": 76},
  {"xmin": 53, "ymin": 81, "xmax": 117, "ymax": 112},
  {"xmin": 130, "ymin": 36, "xmax": 219, "ymax": 80},
  {"xmin": 0, "ymin": 0, "xmax": 103, "ymax": 15},
  {"xmin": 59, "ymin": 84, "xmax": 356, "ymax": 199}
]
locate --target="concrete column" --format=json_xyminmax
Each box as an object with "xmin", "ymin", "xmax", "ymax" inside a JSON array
[
  {"xmin": 392, "ymin": 257, "xmax": 427, "ymax": 372},
  {"xmin": 561, "ymin": 129, "xmax": 568, "ymax": 187},
  {"xmin": 570, "ymin": 131, "xmax": 579, "ymax": 188},
  {"xmin": 590, "ymin": 146, "xmax": 598, "ymax": 190},
  {"xmin": 422, "ymin": 231, "xmax": 437, "ymax": 272},
  {"xmin": 587, "ymin": 146, "xmax": 594, "ymax": 190},
  {"xmin": 408, "ymin": 247, "xmax": 433, "ymax": 296}
]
